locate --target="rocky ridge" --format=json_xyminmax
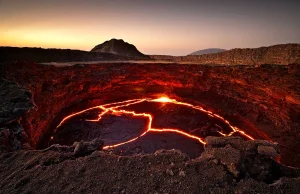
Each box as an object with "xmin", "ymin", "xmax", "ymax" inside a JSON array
[
  {"xmin": 0, "ymin": 46, "xmax": 145, "ymax": 63},
  {"xmin": 152, "ymin": 44, "xmax": 300, "ymax": 65}
]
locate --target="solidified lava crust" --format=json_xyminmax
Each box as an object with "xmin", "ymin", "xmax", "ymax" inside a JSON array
[
  {"xmin": 49, "ymin": 97, "xmax": 255, "ymax": 158},
  {"xmin": 1, "ymin": 62, "xmax": 300, "ymax": 168}
]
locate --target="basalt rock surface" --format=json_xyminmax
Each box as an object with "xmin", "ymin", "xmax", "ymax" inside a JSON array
[
  {"xmin": 0, "ymin": 78, "xmax": 34, "ymax": 125},
  {"xmin": 0, "ymin": 78, "xmax": 34, "ymax": 153},
  {"xmin": 1, "ymin": 136, "xmax": 300, "ymax": 193},
  {"xmin": 152, "ymin": 44, "xmax": 300, "ymax": 65},
  {"xmin": 0, "ymin": 62, "xmax": 300, "ymax": 167}
]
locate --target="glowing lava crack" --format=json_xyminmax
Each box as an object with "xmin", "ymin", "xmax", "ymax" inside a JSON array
[{"xmin": 53, "ymin": 97, "xmax": 254, "ymax": 150}]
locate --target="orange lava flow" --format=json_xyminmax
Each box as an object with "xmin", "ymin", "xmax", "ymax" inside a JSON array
[{"xmin": 53, "ymin": 96, "xmax": 254, "ymax": 150}]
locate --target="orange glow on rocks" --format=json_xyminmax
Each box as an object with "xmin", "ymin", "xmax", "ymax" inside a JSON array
[{"xmin": 53, "ymin": 96, "xmax": 254, "ymax": 150}]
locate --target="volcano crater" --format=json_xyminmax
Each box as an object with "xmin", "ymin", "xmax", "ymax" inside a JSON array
[{"xmin": 1, "ymin": 62, "xmax": 300, "ymax": 167}]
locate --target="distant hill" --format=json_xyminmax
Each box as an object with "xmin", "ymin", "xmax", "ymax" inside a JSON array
[
  {"xmin": 91, "ymin": 39, "xmax": 149, "ymax": 59},
  {"xmin": 188, "ymin": 48, "xmax": 226, "ymax": 56}
]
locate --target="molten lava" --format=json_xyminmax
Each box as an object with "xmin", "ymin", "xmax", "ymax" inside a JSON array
[
  {"xmin": 152, "ymin": 97, "xmax": 175, "ymax": 103},
  {"xmin": 53, "ymin": 96, "xmax": 254, "ymax": 150}
]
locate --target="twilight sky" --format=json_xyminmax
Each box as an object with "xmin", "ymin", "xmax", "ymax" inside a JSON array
[{"xmin": 0, "ymin": 0, "xmax": 299, "ymax": 55}]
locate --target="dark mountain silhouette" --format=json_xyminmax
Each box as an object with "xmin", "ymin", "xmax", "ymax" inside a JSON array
[{"xmin": 91, "ymin": 39, "xmax": 149, "ymax": 58}]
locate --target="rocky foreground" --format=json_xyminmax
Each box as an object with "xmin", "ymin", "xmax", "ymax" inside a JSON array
[{"xmin": 1, "ymin": 136, "xmax": 300, "ymax": 194}]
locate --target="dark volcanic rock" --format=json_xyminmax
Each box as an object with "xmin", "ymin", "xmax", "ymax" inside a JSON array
[
  {"xmin": 43, "ymin": 138, "xmax": 104, "ymax": 157},
  {"xmin": 0, "ymin": 122, "xmax": 32, "ymax": 152},
  {"xmin": 201, "ymin": 137, "xmax": 287, "ymax": 182},
  {"xmin": 91, "ymin": 39, "xmax": 149, "ymax": 59},
  {"xmin": 73, "ymin": 138, "xmax": 104, "ymax": 157},
  {"xmin": 0, "ymin": 78, "xmax": 34, "ymax": 125},
  {"xmin": 0, "ymin": 79, "xmax": 34, "ymax": 153},
  {"xmin": 257, "ymin": 145, "xmax": 280, "ymax": 160},
  {"xmin": 0, "ymin": 137, "xmax": 300, "ymax": 193}
]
